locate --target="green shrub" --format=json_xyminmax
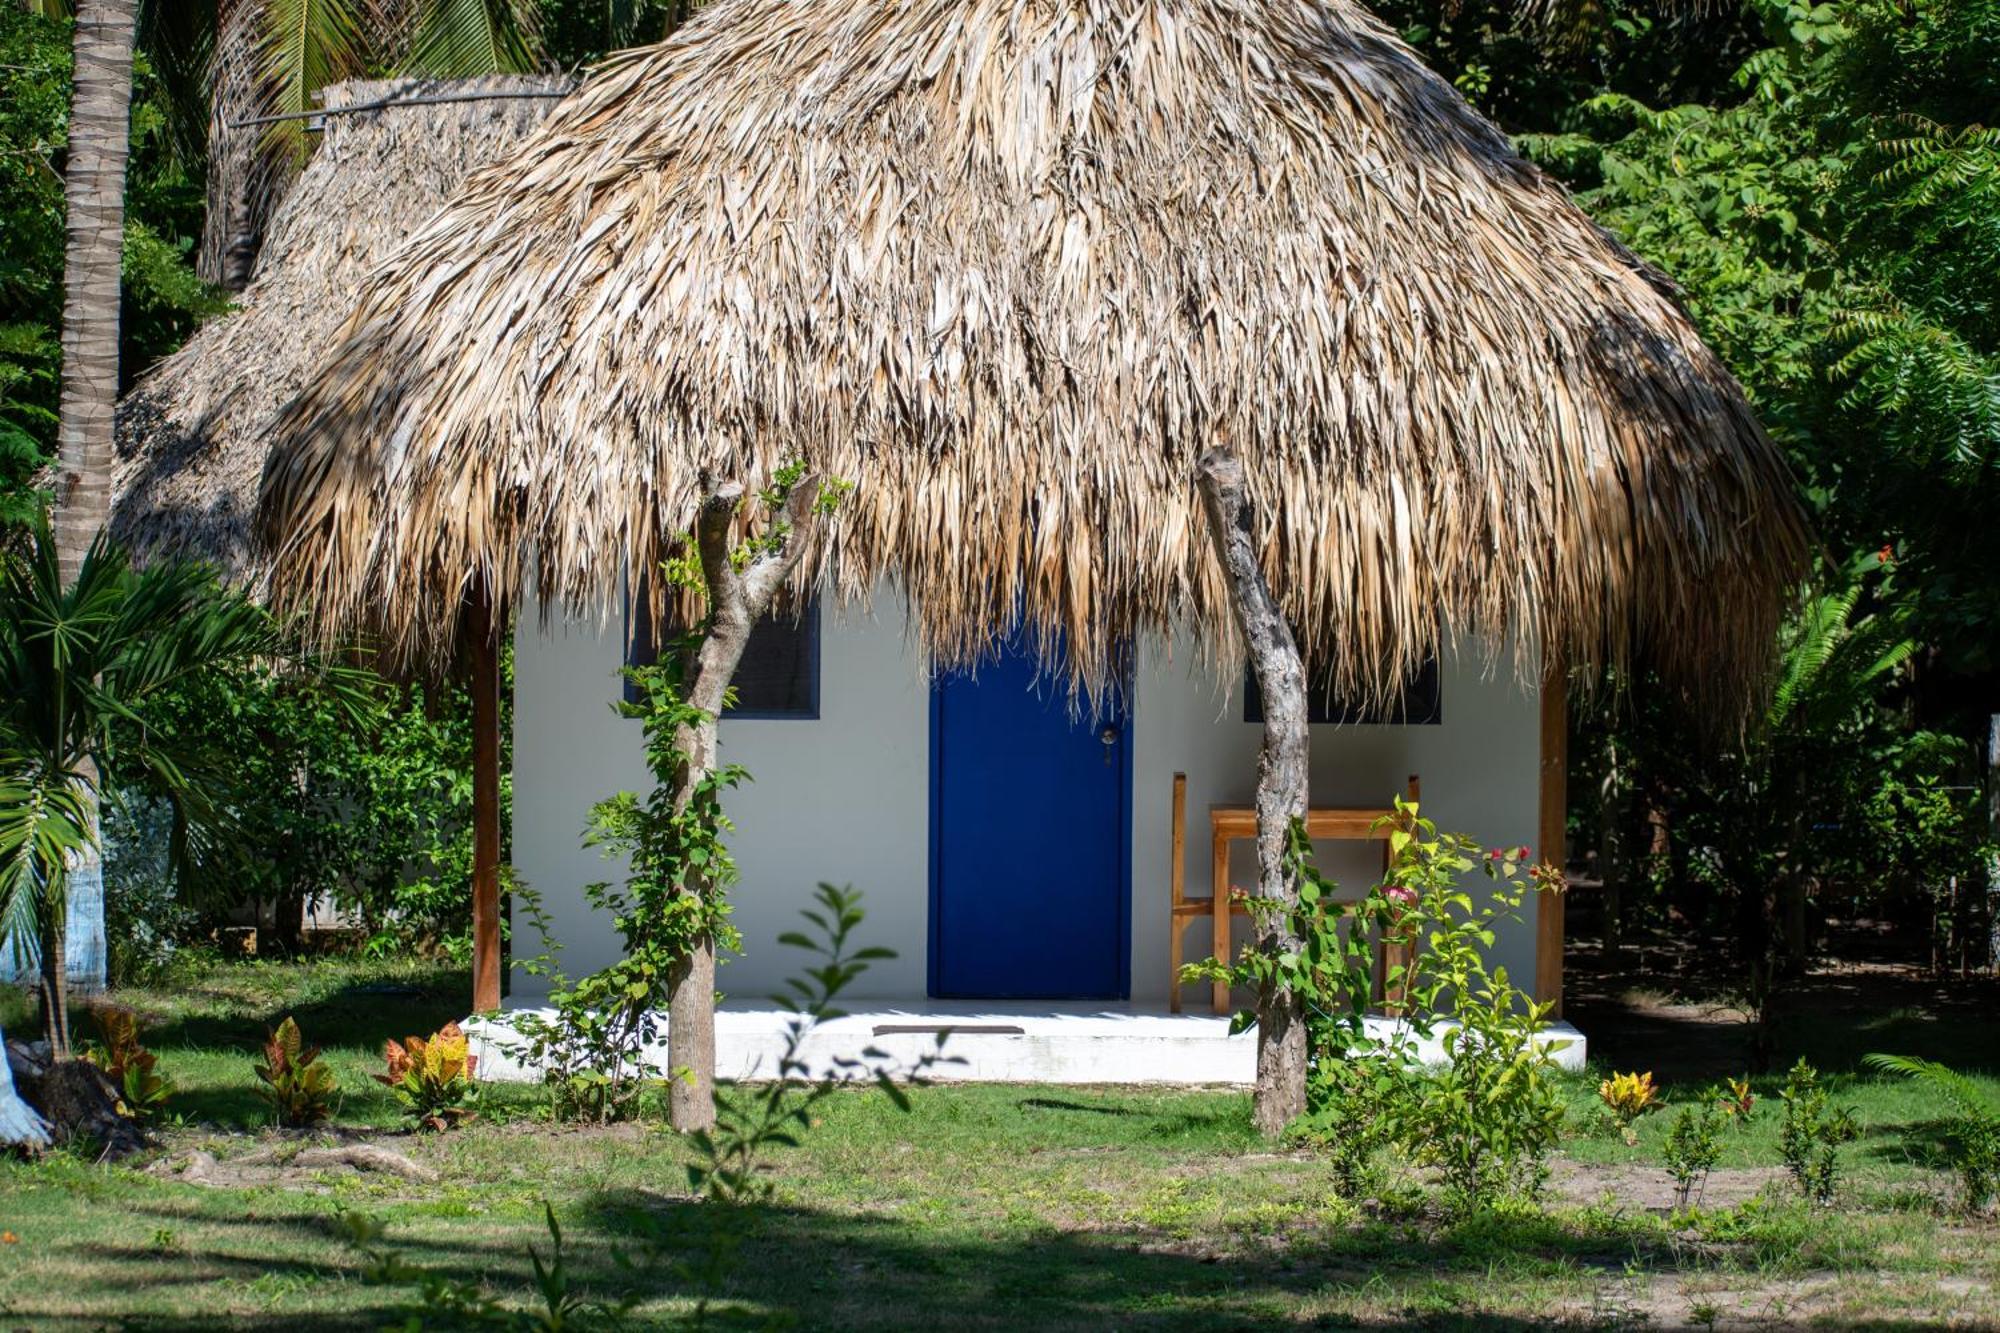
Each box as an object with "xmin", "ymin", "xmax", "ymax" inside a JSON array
[
  {"xmin": 507, "ymin": 878, "xmax": 671, "ymax": 1124},
  {"xmin": 1371, "ymin": 813, "xmax": 1569, "ymax": 1215},
  {"xmin": 1187, "ymin": 799, "xmax": 1568, "ymax": 1216},
  {"xmin": 1663, "ymin": 1101, "xmax": 1725, "ymax": 1212},
  {"xmin": 99, "ymin": 794, "xmax": 198, "ymax": 986},
  {"xmin": 1383, "ymin": 970, "xmax": 1568, "ymax": 1216},
  {"xmin": 1779, "ymin": 1058, "xmax": 1858, "ymax": 1205},
  {"xmin": 375, "ymin": 1022, "xmax": 479, "ymax": 1132},
  {"xmin": 83, "ymin": 1006, "xmax": 171, "ymax": 1122},
  {"xmin": 253, "ymin": 1016, "xmax": 339, "ymax": 1127},
  {"xmin": 1294, "ymin": 1055, "xmax": 1400, "ymax": 1199},
  {"xmin": 1863, "ymin": 1052, "xmax": 1999, "ymax": 1211}
]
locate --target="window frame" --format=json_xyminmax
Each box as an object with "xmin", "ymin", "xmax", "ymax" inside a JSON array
[
  {"xmin": 1242, "ymin": 655, "xmax": 1442, "ymax": 726},
  {"xmin": 622, "ymin": 580, "xmax": 823, "ymax": 721}
]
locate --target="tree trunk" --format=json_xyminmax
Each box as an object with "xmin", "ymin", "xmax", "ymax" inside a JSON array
[
  {"xmin": 271, "ymin": 887, "xmax": 306, "ymax": 955},
  {"xmin": 1197, "ymin": 449, "xmax": 1309, "ymax": 1138},
  {"xmin": 1780, "ymin": 875, "xmax": 1809, "ymax": 979},
  {"xmin": 46, "ymin": 0, "xmax": 134, "ymax": 1052},
  {"xmin": 1778, "ymin": 808, "xmax": 1810, "ymax": 981},
  {"xmin": 54, "ymin": 0, "xmax": 135, "ymax": 582},
  {"xmin": 38, "ymin": 906, "xmax": 72, "ymax": 1060},
  {"xmin": 664, "ymin": 474, "xmax": 825, "ymax": 1133},
  {"xmin": 1985, "ymin": 714, "xmax": 1999, "ymax": 975},
  {"xmin": 1599, "ymin": 735, "xmax": 1625, "ymax": 961}
]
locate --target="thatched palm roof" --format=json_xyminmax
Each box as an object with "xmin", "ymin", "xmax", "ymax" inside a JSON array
[
  {"xmin": 259, "ymin": 0, "xmax": 1809, "ymax": 705},
  {"xmin": 111, "ymin": 76, "xmax": 573, "ymax": 580}
]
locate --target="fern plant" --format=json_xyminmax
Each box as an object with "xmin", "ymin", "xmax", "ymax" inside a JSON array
[{"xmin": 1864, "ymin": 1053, "xmax": 2000, "ymax": 1211}]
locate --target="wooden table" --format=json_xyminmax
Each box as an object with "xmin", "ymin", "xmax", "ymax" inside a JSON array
[{"xmin": 1200, "ymin": 776, "xmax": 1418, "ymax": 1016}]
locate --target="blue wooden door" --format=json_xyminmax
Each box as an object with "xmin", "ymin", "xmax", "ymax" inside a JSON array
[{"xmin": 929, "ymin": 641, "xmax": 1130, "ymax": 999}]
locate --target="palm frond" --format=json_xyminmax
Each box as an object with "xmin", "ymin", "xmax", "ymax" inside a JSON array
[
  {"xmin": 136, "ymin": 0, "xmax": 219, "ymax": 168},
  {"xmin": 0, "ymin": 768, "xmax": 95, "ymax": 969},
  {"xmin": 1863, "ymin": 1053, "xmax": 1999, "ymax": 1127},
  {"xmin": 1769, "ymin": 573, "xmax": 1914, "ymax": 735},
  {"xmin": 399, "ymin": 0, "xmax": 541, "ymax": 77},
  {"xmin": 257, "ymin": 0, "xmax": 377, "ymax": 164}
]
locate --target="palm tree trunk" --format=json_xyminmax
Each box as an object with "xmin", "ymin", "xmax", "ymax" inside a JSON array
[
  {"xmin": 48, "ymin": 0, "xmax": 136, "ymax": 1040},
  {"xmin": 54, "ymin": 0, "xmax": 136, "ymax": 581},
  {"xmin": 38, "ymin": 907, "xmax": 72, "ymax": 1060}
]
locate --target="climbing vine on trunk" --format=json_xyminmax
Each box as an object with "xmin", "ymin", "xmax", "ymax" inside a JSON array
[{"xmin": 579, "ymin": 460, "xmax": 848, "ymax": 1132}]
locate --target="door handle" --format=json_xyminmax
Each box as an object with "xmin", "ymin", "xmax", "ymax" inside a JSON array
[{"xmin": 1099, "ymin": 725, "xmax": 1118, "ymax": 765}]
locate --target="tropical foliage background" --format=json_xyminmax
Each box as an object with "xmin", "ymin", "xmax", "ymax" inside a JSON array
[{"xmin": 0, "ymin": 0, "xmax": 1993, "ymax": 1022}]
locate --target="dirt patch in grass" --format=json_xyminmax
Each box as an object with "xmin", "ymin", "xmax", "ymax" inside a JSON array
[{"xmin": 1548, "ymin": 1159, "xmax": 1789, "ymax": 1212}]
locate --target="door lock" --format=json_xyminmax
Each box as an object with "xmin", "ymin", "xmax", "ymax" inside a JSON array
[{"xmin": 1099, "ymin": 725, "xmax": 1118, "ymax": 765}]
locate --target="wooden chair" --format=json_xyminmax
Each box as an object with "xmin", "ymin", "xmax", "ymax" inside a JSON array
[
  {"xmin": 1168, "ymin": 774, "xmax": 1199, "ymax": 1012},
  {"xmin": 1168, "ymin": 773, "xmax": 1420, "ymax": 1014}
]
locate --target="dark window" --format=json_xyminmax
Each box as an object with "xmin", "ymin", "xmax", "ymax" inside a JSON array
[
  {"xmin": 1243, "ymin": 656, "xmax": 1441, "ymax": 725},
  {"xmin": 624, "ymin": 588, "xmax": 821, "ymax": 719}
]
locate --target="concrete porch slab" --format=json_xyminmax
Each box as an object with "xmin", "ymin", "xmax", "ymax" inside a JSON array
[{"xmin": 466, "ymin": 1000, "xmax": 1587, "ymax": 1086}]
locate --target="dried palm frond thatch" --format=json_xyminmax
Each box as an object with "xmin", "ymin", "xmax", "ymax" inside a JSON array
[
  {"xmin": 112, "ymin": 76, "xmax": 573, "ymax": 580},
  {"xmin": 258, "ymin": 0, "xmax": 1810, "ymax": 709}
]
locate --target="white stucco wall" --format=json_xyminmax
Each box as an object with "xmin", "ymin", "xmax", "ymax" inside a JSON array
[{"xmin": 510, "ymin": 588, "xmax": 1546, "ymax": 1006}]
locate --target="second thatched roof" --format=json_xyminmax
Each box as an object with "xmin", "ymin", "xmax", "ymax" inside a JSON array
[
  {"xmin": 111, "ymin": 76, "xmax": 573, "ymax": 580},
  {"xmin": 259, "ymin": 0, "xmax": 1809, "ymax": 706}
]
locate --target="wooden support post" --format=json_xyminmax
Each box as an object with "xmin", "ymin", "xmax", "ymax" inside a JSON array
[
  {"xmin": 1536, "ymin": 648, "xmax": 1568, "ymax": 1018},
  {"xmin": 469, "ymin": 582, "xmax": 503, "ymax": 1015},
  {"xmin": 1211, "ymin": 821, "xmax": 1232, "ymax": 1016},
  {"xmin": 1169, "ymin": 773, "xmax": 1187, "ymax": 1014}
]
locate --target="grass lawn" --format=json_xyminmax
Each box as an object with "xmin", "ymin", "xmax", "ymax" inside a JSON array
[{"xmin": 2, "ymin": 956, "xmax": 1997, "ymax": 1330}]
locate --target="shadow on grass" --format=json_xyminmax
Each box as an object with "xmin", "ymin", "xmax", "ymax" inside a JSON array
[
  {"xmin": 37, "ymin": 1184, "xmax": 1980, "ymax": 1332},
  {"xmin": 140, "ymin": 968, "xmax": 472, "ymax": 1057},
  {"xmin": 63, "ymin": 1195, "xmax": 1591, "ymax": 1330},
  {"xmin": 1016, "ymin": 1096, "xmax": 1145, "ymax": 1116}
]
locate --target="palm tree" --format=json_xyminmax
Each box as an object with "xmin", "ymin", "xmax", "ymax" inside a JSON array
[
  {"xmin": 0, "ymin": 522, "xmax": 295, "ymax": 1057},
  {"xmin": 36, "ymin": 0, "xmax": 140, "ymax": 1011}
]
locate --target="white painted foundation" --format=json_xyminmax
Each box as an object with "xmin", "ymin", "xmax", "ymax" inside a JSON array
[{"xmin": 466, "ymin": 1003, "xmax": 1587, "ymax": 1086}]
